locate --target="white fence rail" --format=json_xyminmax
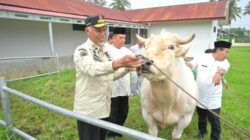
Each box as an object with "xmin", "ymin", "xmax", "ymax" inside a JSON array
[
  {"xmin": 0, "ymin": 77, "xmax": 165, "ymax": 140},
  {"xmin": 232, "ymin": 39, "xmax": 250, "ymax": 47}
]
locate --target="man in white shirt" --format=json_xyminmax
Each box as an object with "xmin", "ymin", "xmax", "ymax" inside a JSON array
[
  {"xmin": 130, "ymin": 39, "xmax": 144, "ymax": 55},
  {"xmin": 187, "ymin": 40, "xmax": 231, "ymax": 140},
  {"xmin": 106, "ymin": 27, "xmax": 134, "ymax": 138}
]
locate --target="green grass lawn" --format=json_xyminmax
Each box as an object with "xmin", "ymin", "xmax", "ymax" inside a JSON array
[{"xmin": 0, "ymin": 47, "xmax": 250, "ymax": 140}]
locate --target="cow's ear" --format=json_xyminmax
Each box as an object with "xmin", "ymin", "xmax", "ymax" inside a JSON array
[
  {"xmin": 175, "ymin": 48, "xmax": 189, "ymax": 57},
  {"xmin": 135, "ymin": 34, "xmax": 146, "ymax": 44}
]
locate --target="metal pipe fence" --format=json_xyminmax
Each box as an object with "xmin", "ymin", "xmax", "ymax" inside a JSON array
[
  {"xmin": 7, "ymin": 71, "xmax": 60, "ymax": 82},
  {"xmin": 0, "ymin": 120, "xmax": 36, "ymax": 140},
  {"xmin": 0, "ymin": 55, "xmax": 57, "ymax": 60},
  {"xmin": 0, "ymin": 78, "xmax": 165, "ymax": 140}
]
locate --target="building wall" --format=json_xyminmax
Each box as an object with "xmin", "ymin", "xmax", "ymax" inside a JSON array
[
  {"xmin": 0, "ymin": 55, "xmax": 74, "ymax": 80},
  {"xmin": 0, "ymin": 56, "xmax": 58, "ymax": 79},
  {"xmin": 0, "ymin": 18, "xmax": 86, "ymax": 58},
  {"xmin": 0, "ymin": 18, "xmax": 87, "ymax": 79},
  {"xmin": 210, "ymin": 20, "xmax": 219, "ymax": 48},
  {"xmin": 148, "ymin": 20, "xmax": 214, "ymax": 57},
  {"xmin": 53, "ymin": 23, "xmax": 86, "ymax": 56},
  {"xmin": 0, "ymin": 19, "xmax": 50, "ymax": 57}
]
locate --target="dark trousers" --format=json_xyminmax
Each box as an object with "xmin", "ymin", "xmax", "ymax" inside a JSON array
[
  {"xmin": 196, "ymin": 107, "xmax": 221, "ymax": 140},
  {"xmin": 107, "ymin": 96, "xmax": 129, "ymax": 137},
  {"xmin": 77, "ymin": 118, "xmax": 108, "ymax": 140}
]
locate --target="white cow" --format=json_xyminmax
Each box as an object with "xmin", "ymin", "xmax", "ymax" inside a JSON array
[{"xmin": 136, "ymin": 32, "xmax": 198, "ymax": 140}]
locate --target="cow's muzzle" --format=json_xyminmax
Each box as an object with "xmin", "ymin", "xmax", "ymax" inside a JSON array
[{"xmin": 136, "ymin": 55, "xmax": 154, "ymax": 75}]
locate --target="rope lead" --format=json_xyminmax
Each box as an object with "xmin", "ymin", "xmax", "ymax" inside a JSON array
[{"xmin": 137, "ymin": 54, "xmax": 250, "ymax": 138}]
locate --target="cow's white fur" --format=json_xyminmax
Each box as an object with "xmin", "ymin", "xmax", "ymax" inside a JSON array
[{"xmin": 138, "ymin": 32, "xmax": 198, "ymax": 139}]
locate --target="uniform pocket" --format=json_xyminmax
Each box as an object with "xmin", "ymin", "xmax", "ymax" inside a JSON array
[{"xmin": 95, "ymin": 75, "xmax": 108, "ymax": 82}]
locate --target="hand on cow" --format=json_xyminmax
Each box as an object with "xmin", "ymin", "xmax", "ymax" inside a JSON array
[
  {"xmin": 126, "ymin": 68, "xmax": 137, "ymax": 71},
  {"xmin": 112, "ymin": 55, "xmax": 141, "ymax": 70},
  {"xmin": 185, "ymin": 62, "xmax": 193, "ymax": 69},
  {"xmin": 212, "ymin": 72, "xmax": 222, "ymax": 86}
]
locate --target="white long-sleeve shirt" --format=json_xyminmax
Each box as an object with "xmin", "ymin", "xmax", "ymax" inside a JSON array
[
  {"xmin": 130, "ymin": 44, "xmax": 144, "ymax": 55},
  {"xmin": 108, "ymin": 45, "xmax": 134, "ymax": 97},
  {"xmin": 190, "ymin": 53, "xmax": 230, "ymax": 109}
]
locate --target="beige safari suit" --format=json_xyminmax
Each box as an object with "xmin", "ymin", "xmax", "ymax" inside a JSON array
[{"xmin": 74, "ymin": 38, "xmax": 128, "ymax": 119}]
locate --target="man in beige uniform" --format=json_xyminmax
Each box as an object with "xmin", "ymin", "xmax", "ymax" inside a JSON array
[{"xmin": 73, "ymin": 15, "xmax": 140, "ymax": 140}]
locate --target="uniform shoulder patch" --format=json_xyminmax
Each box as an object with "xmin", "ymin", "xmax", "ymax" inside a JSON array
[{"xmin": 78, "ymin": 49, "xmax": 88, "ymax": 56}]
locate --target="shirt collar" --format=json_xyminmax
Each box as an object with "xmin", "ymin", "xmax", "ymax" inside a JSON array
[
  {"xmin": 87, "ymin": 38, "xmax": 101, "ymax": 52},
  {"xmin": 102, "ymin": 45, "xmax": 109, "ymax": 54}
]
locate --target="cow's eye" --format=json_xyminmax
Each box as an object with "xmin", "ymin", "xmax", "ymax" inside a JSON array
[{"xmin": 168, "ymin": 45, "xmax": 174, "ymax": 50}]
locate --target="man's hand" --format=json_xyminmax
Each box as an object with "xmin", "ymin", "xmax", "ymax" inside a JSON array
[
  {"xmin": 212, "ymin": 72, "xmax": 222, "ymax": 86},
  {"xmin": 185, "ymin": 62, "xmax": 193, "ymax": 69},
  {"xmin": 212, "ymin": 68, "xmax": 226, "ymax": 86},
  {"xmin": 112, "ymin": 55, "xmax": 141, "ymax": 70}
]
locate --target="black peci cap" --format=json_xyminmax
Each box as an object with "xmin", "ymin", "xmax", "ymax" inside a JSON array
[
  {"xmin": 113, "ymin": 27, "xmax": 126, "ymax": 34},
  {"xmin": 214, "ymin": 40, "xmax": 232, "ymax": 49},
  {"xmin": 205, "ymin": 48, "xmax": 214, "ymax": 53},
  {"xmin": 108, "ymin": 33, "xmax": 113, "ymax": 40},
  {"xmin": 85, "ymin": 15, "xmax": 106, "ymax": 28}
]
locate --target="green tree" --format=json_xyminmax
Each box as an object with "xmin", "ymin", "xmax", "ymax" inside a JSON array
[
  {"xmin": 230, "ymin": 27, "xmax": 246, "ymax": 37},
  {"xmin": 109, "ymin": 0, "xmax": 131, "ymax": 10},
  {"xmin": 243, "ymin": 2, "xmax": 250, "ymax": 15},
  {"xmin": 229, "ymin": 0, "xmax": 242, "ymax": 23},
  {"xmin": 229, "ymin": 27, "xmax": 250, "ymax": 42},
  {"xmin": 87, "ymin": 0, "xmax": 107, "ymax": 7},
  {"xmin": 210, "ymin": 0, "xmax": 241, "ymax": 24}
]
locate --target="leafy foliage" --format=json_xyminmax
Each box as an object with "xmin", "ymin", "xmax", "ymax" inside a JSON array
[
  {"xmin": 109, "ymin": 0, "xmax": 131, "ymax": 10},
  {"xmin": 243, "ymin": 1, "xmax": 250, "ymax": 15},
  {"xmin": 220, "ymin": 27, "xmax": 250, "ymax": 42},
  {"xmin": 87, "ymin": 0, "xmax": 107, "ymax": 7},
  {"xmin": 211, "ymin": 0, "xmax": 242, "ymax": 24},
  {"xmin": 228, "ymin": 0, "xmax": 242, "ymax": 23}
]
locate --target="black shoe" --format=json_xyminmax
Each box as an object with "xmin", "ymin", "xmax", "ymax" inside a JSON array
[{"xmin": 194, "ymin": 132, "xmax": 208, "ymax": 139}]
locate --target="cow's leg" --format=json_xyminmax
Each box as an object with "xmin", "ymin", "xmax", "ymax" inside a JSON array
[
  {"xmin": 140, "ymin": 80, "xmax": 158, "ymax": 135},
  {"xmin": 142, "ymin": 108, "xmax": 158, "ymax": 136},
  {"xmin": 171, "ymin": 113, "xmax": 193, "ymax": 140}
]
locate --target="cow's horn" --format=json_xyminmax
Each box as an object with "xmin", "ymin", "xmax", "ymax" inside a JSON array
[
  {"xmin": 135, "ymin": 34, "xmax": 146, "ymax": 44},
  {"xmin": 178, "ymin": 33, "xmax": 195, "ymax": 45}
]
